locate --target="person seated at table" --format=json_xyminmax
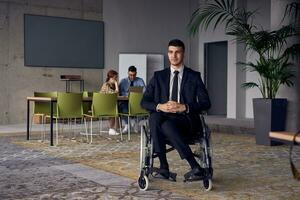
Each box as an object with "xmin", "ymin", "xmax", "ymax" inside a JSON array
[
  {"xmin": 119, "ymin": 65, "xmax": 146, "ymax": 133},
  {"xmin": 100, "ymin": 69, "xmax": 120, "ymax": 136}
]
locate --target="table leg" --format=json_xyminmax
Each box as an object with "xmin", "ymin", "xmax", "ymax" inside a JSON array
[
  {"xmin": 50, "ymin": 101, "xmax": 54, "ymax": 146},
  {"xmin": 80, "ymin": 80, "xmax": 84, "ymax": 92},
  {"xmin": 80, "ymin": 80, "xmax": 82, "ymax": 92},
  {"xmin": 27, "ymin": 99, "xmax": 30, "ymax": 140}
]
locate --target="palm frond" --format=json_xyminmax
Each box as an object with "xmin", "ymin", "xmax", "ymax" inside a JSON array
[
  {"xmin": 242, "ymin": 82, "xmax": 259, "ymax": 89},
  {"xmin": 267, "ymin": 25, "xmax": 297, "ymax": 53},
  {"xmin": 282, "ymin": 2, "xmax": 300, "ymax": 23},
  {"xmin": 282, "ymin": 43, "xmax": 300, "ymax": 60},
  {"xmin": 188, "ymin": 0, "xmax": 235, "ymax": 35}
]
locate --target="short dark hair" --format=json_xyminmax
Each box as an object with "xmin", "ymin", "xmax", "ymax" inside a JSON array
[
  {"xmin": 128, "ymin": 65, "xmax": 137, "ymax": 72},
  {"xmin": 168, "ymin": 39, "xmax": 185, "ymax": 52}
]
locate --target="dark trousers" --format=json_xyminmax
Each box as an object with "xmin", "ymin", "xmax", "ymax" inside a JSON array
[
  {"xmin": 119, "ymin": 101, "xmax": 129, "ymax": 125},
  {"xmin": 149, "ymin": 112, "xmax": 195, "ymax": 160}
]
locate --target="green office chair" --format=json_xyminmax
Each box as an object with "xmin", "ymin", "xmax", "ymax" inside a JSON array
[
  {"xmin": 31, "ymin": 91, "xmax": 57, "ymax": 141},
  {"xmin": 119, "ymin": 92, "xmax": 149, "ymax": 140},
  {"xmin": 83, "ymin": 92, "xmax": 121, "ymax": 143},
  {"xmin": 52, "ymin": 92, "xmax": 83, "ymax": 145}
]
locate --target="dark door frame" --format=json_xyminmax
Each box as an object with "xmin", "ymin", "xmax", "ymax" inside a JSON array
[{"xmin": 204, "ymin": 40, "xmax": 228, "ymax": 115}]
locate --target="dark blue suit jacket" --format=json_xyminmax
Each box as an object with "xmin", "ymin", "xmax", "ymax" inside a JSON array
[{"xmin": 141, "ymin": 66, "xmax": 211, "ymax": 132}]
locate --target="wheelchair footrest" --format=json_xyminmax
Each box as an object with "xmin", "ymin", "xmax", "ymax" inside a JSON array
[{"xmin": 150, "ymin": 167, "xmax": 177, "ymax": 182}]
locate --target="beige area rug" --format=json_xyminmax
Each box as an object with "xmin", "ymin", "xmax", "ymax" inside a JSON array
[{"xmin": 9, "ymin": 131, "xmax": 300, "ymax": 200}]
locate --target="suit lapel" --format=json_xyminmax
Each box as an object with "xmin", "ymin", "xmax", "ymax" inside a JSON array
[
  {"xmin": 164, "ymin": 68, "xmax": 171, "ymax": 100},
  {"xmin": 180, "ymin": 66, "xmax": 188, "ymax": 103}
]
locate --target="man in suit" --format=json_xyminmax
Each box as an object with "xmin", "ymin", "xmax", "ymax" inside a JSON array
[{"xmin": 141, "ymin": 39, "xmax": 211, "ymax": 181}]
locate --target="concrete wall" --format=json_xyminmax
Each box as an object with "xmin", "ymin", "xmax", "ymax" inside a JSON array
[
  {"xmin": 103, "ymin": 0, "xmax": 200, "ymax": 74},
  {"xmin": 235, "ymin": 0, "xmax": 247, "ymax": 119},
  {"xmin": 0, "ymin": 0, "xmax": 103, "ymax": 125},
  {"xmin": 1, "ymin": 0, "xmax": 298, "ymax": 131},
  {"xmin": 245, "ymin": 0, "xmax": 271, "ymax": 118}
]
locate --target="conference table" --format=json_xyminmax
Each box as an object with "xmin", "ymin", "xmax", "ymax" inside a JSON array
[{"xmin": 26, "ymin": 96, "xmax": 128, "ymax": 146}]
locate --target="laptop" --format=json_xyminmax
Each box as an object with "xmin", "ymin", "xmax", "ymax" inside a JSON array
[{"xmin": 129, "ymin": 86, "xmax": 143, "ymax": 93}]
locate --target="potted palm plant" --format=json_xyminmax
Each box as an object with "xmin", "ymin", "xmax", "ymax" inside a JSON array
[{"xmin": 188, "ymin": 0, "xmax": 300, "ymax": 145}]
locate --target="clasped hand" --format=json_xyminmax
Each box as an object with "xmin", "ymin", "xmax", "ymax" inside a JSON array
[{"xmin": 158, "ymin": 101, "xmax": 186, "ymax": 113}]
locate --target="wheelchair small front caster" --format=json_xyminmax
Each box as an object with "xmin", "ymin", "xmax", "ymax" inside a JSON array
[
  {"xmin": 203, "ymin": 179, "xmax": 212, "ymax": 191},
  {"xmin": 138, "ymin": 175, "xmax": 149, "ymax": 191}
]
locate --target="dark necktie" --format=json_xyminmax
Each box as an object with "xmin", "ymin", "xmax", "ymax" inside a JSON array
[
  {"xmin": 171, "ymin": 71, "xmax": 179, "ymax": 102},
  {"xmin": 130, "ymin": 81, "xmax": 134, "ymax": 87}
]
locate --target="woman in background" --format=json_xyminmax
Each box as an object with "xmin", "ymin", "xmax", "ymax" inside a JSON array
[{"xmin": 100, "ymin": 69, "xmax": 120, "ymax": 135}]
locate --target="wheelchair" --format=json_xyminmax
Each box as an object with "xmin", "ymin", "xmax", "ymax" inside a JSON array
[{"xmin": 137, "ymin": 114, "xmax": 213, "ymax": 191}]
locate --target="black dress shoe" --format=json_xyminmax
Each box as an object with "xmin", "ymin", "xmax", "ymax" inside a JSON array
[
  {"xmin": 152, "ymin": 168, "xmax": 170, "ymax": 179},
  {"xmin": 151, "ymin": 167, "xmax": 177, "ymax": 181},
  {"xmin": 184, "ymin": 167, "xmax": 205, "ymax": 182},
  {"xmin": 157, "ymin": 168, "xmax": 170, "ymax": 179}
]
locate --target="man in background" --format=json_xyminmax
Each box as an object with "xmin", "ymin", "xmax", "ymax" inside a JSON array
[{"xmin": 119, "ymin": 65, "xmax": 146, "ymax": 133}]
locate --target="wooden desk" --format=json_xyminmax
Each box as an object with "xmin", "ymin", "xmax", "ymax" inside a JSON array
[
  {"xmin": 26, "ymin": 96, "xmax": 128, "ymax": 146},
  {"xmin": 270, "ymin": 131, "xmax": 300, "ymax": 144}
]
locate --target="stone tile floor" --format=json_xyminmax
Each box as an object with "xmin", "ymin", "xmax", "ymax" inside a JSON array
[
  {"xmin": 0, "ymin": 130, "xmax": 299, "ymax": 199},
  {"xmin": 0, "ymin": 133, "xmax": 188, "ymax": 200}
]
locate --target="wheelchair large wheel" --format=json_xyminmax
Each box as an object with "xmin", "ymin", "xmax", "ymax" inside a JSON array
[
  {"xmin": 140, "ymin": 125, "xmax": 148, "ymax": 170},
  {"xmin": 138, "ymin": 175, "xmax": 149, "ymax": 191},
  {"xmin": 202, "ymin": 136, "xmax": 213, "ymax": 179},
  {"xmin": 203, "ymin": 178, "xmax": 212, "ymax": 191}
]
